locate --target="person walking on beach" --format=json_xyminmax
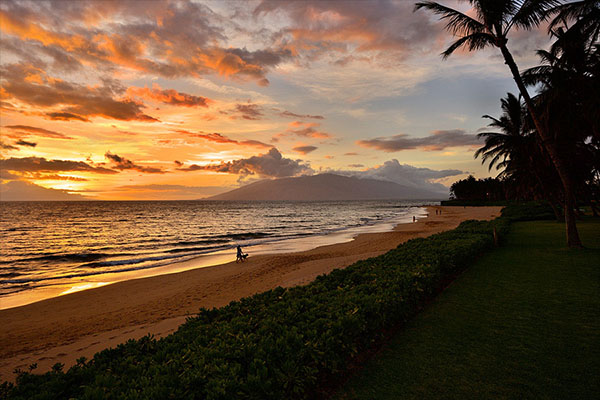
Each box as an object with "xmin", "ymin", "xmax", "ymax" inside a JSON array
[{"xmin": 236, "ymin": 245, "xmax": 247, "ymax": 263}]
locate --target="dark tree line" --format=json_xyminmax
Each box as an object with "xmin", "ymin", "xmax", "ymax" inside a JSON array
[
  {"xmin": 416, "ymin": 0, "xmax": 600, "ymax": 247},
  {"xmin": 450, "ymin": 176, "xmax": 506, "ymax": 202}
]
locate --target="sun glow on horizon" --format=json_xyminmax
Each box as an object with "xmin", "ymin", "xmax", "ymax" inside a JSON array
[{"xmin": 0, "ymin": 0, "xmax": 543, "ymax": 201}]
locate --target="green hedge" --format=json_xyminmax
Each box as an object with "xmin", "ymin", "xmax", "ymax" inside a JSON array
[
  {"xmin": 500, "ymin": 202, "xmax": 556, "ymax": 221},
  {"xmin": 2, "ymin": 218, "xmax": 511, "ymax": 400}
]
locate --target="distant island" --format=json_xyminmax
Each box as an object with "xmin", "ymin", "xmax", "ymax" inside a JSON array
[{"xmin": 207, "ymin": 173, "xmax": 446, "ymax": 201}]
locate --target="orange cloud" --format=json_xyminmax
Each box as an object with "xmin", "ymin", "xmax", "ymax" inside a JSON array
[
  {"xmin": 0, "ymin": 10, "xmax": 87, "ymax": 51},
  {"xmin": 284, "ymin": 121, "xmax": 332, "ymax": 139},
  {"xmin": 126, "ymin": 83, "xmax": 211, "ymax": 107},
  {"xmin": 175, "ymin": 130, "xmax": 272, "ymax": 149},
  {"xmin": 0, "ymin": 3, "xmax": 290, "ymax": 85},
  {"xmin": 1, "ymin": 63, "xmax": 158, "ymax": 122},
  {"xmin": 292, "ymin": 145, "xmax": 318, "ymax": 154},
  {"xmin": 179, "ymin": 148, "xmax": 312, "ymax": 179},
  {"xmin": 105, "ymin": 152, "xmax": 165, "ymax": 174}
]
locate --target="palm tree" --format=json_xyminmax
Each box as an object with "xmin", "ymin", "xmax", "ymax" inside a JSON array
[
  {"xmin": 415, "ymin": 0, "xmax": 583, "ymax": 247},
  {"xmin": 522, "ymin": 8, "xmax": 600, "ymax": 216},
  {"xmin": 475, "ymin": 93, "xmax": 530, "ymax": 172},
  {"xmin": 475, "ymin": 93, "xmax": 563, "ymax": 217}
]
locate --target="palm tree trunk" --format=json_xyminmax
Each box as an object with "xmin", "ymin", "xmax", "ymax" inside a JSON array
[
  {"xmin": 549, "ymin": 201, "xmax": 562, "ymax": 222},
  {"xmin": 499, "ymin": 45, "xmax": 583, "ymax": 248}
]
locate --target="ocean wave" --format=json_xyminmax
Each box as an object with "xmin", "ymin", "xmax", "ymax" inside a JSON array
[
  {"xmin": 212, "ymin": 232, "xmax": 272, "ymax": 241},
  {"xmin": 167, "ymin": 239, "xmax": 230, "ymax": 247},
  {"xmin": 0, "ymin": 252, "xmax": 117, "ymax": 264}
]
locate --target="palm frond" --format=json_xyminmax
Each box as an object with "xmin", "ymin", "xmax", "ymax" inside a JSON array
[
  {"xmin": 548, "ymin": 0, "xmax": 600, "ymax": 31},
  {"xmin": 441, "ymin": 32, "xmax": 495, "ymax": 58},
  {"xmin": 521, "ymin": 65, "xmax": 554, "ymax": 86},
  {"xmin": 414, "ymin": 1, "xmax": 487, "ymax": 35},
  {"xmin": 510, "ymin": 0, "xmax": 562, "ymax": 32}
]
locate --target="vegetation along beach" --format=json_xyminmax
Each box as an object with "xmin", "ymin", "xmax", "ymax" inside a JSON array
[{"xmin": 0, "ymin": 0, "xmax": 598, "ymax": 398}]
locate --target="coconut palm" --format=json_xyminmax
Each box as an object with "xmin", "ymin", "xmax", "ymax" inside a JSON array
[
  {"xmin": 415, "ymin": 0, "xmax": 583, "ymax": 247},
  {"xmin": 523, "ymin": 9, "xmax": 600, "ymax": 215},
  {"xmin": 475, "ymin": 93, "xmax": 563, "ymax": 214},
  {"xmin": 475, "ymin": 93, "xmax": 530, "ymax": 172}
]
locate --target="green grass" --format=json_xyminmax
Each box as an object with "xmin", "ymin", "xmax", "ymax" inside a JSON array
[{"xmin": 335, "ymin": 219, "xmax": 600, "ymax": 400}]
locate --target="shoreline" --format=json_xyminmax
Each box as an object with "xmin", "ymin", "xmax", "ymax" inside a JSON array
[
  {"xmin": 0, "ymin": 206, "xmax": 428, "ymax": 310},
  {"xmin": 0, "ymin": 206, "xmax": 501, "ymax": 381}
]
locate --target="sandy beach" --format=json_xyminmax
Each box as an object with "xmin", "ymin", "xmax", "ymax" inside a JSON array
[{"xmin": 0, "ymin": 206, "xmax": 501, "ymax": 381}]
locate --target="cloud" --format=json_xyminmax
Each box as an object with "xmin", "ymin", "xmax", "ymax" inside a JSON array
[
  {"xmin": 0, "ymin": 63, "xmax": 158, "ymax": 122},
  {"xmin": 0, "ymin": 169, "xmax": 21, "ymax": 180},
  {"xmin": 0, "ymin": 156, "xmax": 117, "ymax": 174},
  {"xmin": 179, "ymin": 147, "xmax": 312, "ymax": 179},
  {"xmin": 1, "ymin": 141, "xmax": 18, "ymax": 150},
  {"xmin": 282, "ymin": 121, "xmax": 332, "ymax": 139},
  {"xmin": 348, "ymin": 164, "xmax": 364, "ymax": 168},
  {"xmin": 0, "ymin": 1, "xmax": 288, "ymax": 85},
  {"xmin": 254, "ymin": 0, "xmax": 443, "ymax": 62},
  {"xmin": 104, "ymin": 152, "xmax": 164, "ymax": 174},
  {"xmin": 280, "ymin": 110, "xmax": 324, "ymax": 120},
  {"xmin": 126, "ymin": 83, "xmax": 211, "ymax": 107},
  {"xmin": 234, "ymin": 103, "xmax": 264, "ymax": 120},
  {"xmin": 357, "ymin": 130, "xmax": 481, "ymax": 152},
  {"xmin": 3, "ymin": 125, "xmax": 73, "ymax": 139},
  {"xmin": 24, "ymin": 173, "xmax": 88, "ymax": 181},
  {"xmin": 15, "ymin": 139, "xmax": 36, "ymax": 147},
  {"xmin": 0, "ymin": 180, "xmax": 87, "ymax": 201},
  {"xmin": 292, "ymin": 145, "xmax": 317, "ymax": 154},
  {"xmin": 175, "ymin": 130, "xmax": 272, "ymax": 149},
  {"xmin": 45, "ymin": 112, "xmax": 90, "ymax": 122},
  {"xmin": 334, "ymin": 159, "xmax": 464, "ymax": 194}
]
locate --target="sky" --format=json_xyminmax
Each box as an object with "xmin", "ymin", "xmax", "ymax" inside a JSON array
[{"xmin": 0, "ymin": 0, "xmax": 552, "ymax": 200}]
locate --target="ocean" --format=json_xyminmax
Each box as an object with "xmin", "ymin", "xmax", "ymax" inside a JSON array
[{"xmin": 0, "ymin": 200, "xmax": 435, "ymax": 308}]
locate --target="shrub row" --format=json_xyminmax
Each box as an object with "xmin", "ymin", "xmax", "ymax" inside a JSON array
[
  {"xmin": 2, "ymin": 218, "xmax": 511, "ymax": 399},
  {"xmin": 500, "ymin": 202, "xmax": 556, "ymax": 221}
]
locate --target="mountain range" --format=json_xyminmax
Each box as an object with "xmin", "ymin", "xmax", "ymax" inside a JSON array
[{"xmin": 207, "ymin": 173, "xmax": 446, "ymax": 201}]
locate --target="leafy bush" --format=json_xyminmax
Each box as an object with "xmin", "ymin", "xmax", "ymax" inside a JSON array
[
  {"xmin": 501, "ymin": 202, "xmax": 556, "ymax": 221},
  {"xmin": 2, "ymin": 218, "xmax": 510, "ymax": 400}
]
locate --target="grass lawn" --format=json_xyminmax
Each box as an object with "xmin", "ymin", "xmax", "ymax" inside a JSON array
[{"xmin": 335, "ymin": 219, "xmax": 600, "ymax": 399}]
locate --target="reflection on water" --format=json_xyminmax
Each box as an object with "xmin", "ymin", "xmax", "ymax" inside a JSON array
[{"xmin": 1, "ymin": 200, "xmax": 435, "ymax": 308}]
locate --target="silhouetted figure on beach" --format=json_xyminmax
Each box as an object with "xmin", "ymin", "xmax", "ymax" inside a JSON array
[{"xmin": 236, "ymin": 245, "xmax": 248, "ymax": 263}]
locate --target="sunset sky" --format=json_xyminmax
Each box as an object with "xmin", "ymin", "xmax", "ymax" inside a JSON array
[{"xmin": 0, "ymin": 0, "xmax": 551, "ymax": 200}]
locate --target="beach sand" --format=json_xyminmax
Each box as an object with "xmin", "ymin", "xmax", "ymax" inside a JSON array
[{"xmin": 0, "ymin": 206, "xmax": 501, "ymax": 381}]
